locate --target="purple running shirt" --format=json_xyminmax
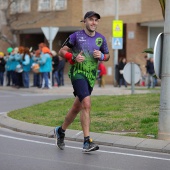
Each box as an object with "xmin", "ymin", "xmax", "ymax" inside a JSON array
[{"xmin": 67, "ymin": 30, "xmax": 109, "ymax": 87}]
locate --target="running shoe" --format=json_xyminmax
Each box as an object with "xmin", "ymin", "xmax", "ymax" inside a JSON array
[
  {"xmin": 54, "ymin": 127, "xmax": 65, "ymax": 150},
  {"xmin": 82, "ymin": 138, "xmax": 99, "ymax": 152}
]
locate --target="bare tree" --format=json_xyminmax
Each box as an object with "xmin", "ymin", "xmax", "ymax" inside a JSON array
[
  {"xmin": 0, "ymin": 0, "xmax": 54, "ymax": 47},
  {"xmin": 0, "ymin": 0, "xmax": 19, "ymax": 47}
]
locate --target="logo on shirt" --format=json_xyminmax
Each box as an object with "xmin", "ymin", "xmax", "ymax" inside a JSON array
[
  {"xmin": 79, "ymin": 37, "xmax": 86, "ymax": 42},
  {"xmin": 96, "ymin": 38, "xmax": 103, "ymax": 47}
]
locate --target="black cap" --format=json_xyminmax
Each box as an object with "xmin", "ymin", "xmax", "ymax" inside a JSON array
[{"xmin": 80, "ymin": 11, "xmax": 100, "ymax": 22}]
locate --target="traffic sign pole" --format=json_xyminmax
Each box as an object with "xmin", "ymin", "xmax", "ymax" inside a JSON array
[
  {"xmin": 131, "ymin": 62, "xmax": 135, "ymax": 94},
  {"xmin": 158, "ymin": 0, "xmax": 170, "ymax": 140},
  {"xmin": 113, "ymin": 0, "xmax": 119, "ymax": 87},
  {"xmin": 41, "ymin": 27, "xmax": 59, "ymax": 50},
  {"xmin": 123, "ymin": 62, "xmax": 141, "ymax": 94}
]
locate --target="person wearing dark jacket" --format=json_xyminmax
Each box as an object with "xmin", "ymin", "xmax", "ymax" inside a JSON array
[
  {"xmin": 146, "ymin": 57, "xmax": 155, "ymax": 88},
  {"xmin": 51, "ymin": 50, "xmax": 59, "ymax": 86},
  {"xmin": 0, "ymin": 52, "xmax": 6, "ymax": 86},
  {"xmin": 118, "ymin": 57, "xmax": 127, "ymax": 87},
  {"xmin": 57, "ymin": 56, "xmax": 65, "ymax": 86}
]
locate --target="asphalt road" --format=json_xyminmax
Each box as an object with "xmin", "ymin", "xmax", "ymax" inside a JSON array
[
  {"xmin": 1, "ymin": 128, "xmax": 170, "ymax": 170},
  {"xmin": 0, "ymin": 89, "xmax": 70, "ymax": 112},
  {"xmin": 1, "ymin": 90, "xmax": 170, "ymax": 170}
]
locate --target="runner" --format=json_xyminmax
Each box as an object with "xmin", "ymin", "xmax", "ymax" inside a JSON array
[{"xmin": 54, "ymin": 11, "xmax": 110, "ymax": 152}]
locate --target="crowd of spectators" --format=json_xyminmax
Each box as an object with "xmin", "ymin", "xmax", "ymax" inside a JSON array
[{"xmin": 0, "ymin": 42, "xmax": 65, "ymax": 89}]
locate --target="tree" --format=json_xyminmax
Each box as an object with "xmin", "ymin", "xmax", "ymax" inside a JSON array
[
  {"xmin": 0, "ymin": 0, "xmax": 19, "ymax": 47},
  {"xmin": 159, "ymin": 0, "xmax": 165, "ymax": 19},
  {"xmin": 0, "ymin": 0, "xmax": 53, "ymax": 48}
]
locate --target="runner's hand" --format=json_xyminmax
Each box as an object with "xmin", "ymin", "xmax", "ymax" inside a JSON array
[{"xmin": 93, "ymin": 49, "xmax": 102, "ymax": 59}]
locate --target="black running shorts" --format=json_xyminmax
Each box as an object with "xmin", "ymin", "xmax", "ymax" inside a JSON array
[{"xmin": 72, "ymin": 79, "xmax": 93, "ymax": 102}]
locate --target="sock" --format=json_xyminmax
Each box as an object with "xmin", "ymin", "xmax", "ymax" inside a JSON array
[
  {"xmin": 84, "ymin": 136, "xmax": 90, "ymax": 143},
  {"xmin": 58, "ymin": 126, "xmax": 65, "ymax": 134}
]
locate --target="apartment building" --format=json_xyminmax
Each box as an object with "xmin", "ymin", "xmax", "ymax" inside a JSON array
[{"xmin": 0, "ymin": 0, "xmax": 163, "ymax": 85}]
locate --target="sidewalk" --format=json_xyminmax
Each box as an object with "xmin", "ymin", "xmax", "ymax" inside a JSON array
[
  {"xmin": 1, "ymin": 85, "xmax": 169, "ymax": 154},
  {"xmin": 0, "ymin": 84, "xmax": 160, "ymax": 96}
]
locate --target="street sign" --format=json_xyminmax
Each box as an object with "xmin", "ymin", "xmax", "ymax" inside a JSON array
[
  {"xmin": 41, "ymin": 27, "xmax": 59, "ymax": 42},
  {"xmin": 41, "ymin": 27, "xmax": 59, "ymax": 50},
  {"xmin": 123, "ymin": 63, "xmax": 141, "ymax": 84},
  {"xmin": 112, "ymin": 20, "xmax": 123, "ymax": 37},
  {"xmin": 153, "ymin": 32, "xmax": 163, "ymax": 79},
  {"xmin": 112, "ymin": 37, "xmax": 123, "ymax": 49}
]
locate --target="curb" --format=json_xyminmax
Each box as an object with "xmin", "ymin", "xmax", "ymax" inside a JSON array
[{"xmin": 1, "ymin": 113, "xmax": 170, "ymax": 154}]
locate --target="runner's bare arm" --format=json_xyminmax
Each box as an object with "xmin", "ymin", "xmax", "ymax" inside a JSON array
[{"xmin": 58, "ymin": 46, "xmax": 71, "ymax": 58}]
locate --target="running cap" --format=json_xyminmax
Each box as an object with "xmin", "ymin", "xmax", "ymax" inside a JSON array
[{"xmin": 80, "ymin": 11, "xmax": 100, "ymax": 22}]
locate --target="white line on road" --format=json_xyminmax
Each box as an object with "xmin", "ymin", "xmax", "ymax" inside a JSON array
[
  {"xmin": 74, "ymin": 131, "xmax": 83, "ymax": 137},
  {"xmin": 0, "ymin": 134, "xmax": 170, "ymax": 161},
  {"xmin": 0, "ymin": 112, "xmax": 7, "ymax": 115}
]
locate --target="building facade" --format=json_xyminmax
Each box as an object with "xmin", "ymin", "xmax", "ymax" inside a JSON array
[{"xmin": 0, "ymin": 0, "xmax": 164, "ymax": 85}]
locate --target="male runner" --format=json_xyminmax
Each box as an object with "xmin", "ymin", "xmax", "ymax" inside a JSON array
[{"xmin": 54, "ymin": 11, "xmax": 110, "ymax": 152}]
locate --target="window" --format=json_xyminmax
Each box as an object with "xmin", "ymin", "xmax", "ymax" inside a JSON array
[
  {"xmin": 0, "ymin": 0, "xmax": 8, "ymax": 10},
  {"xmin": 20, "ymin": 0, "xmax": 31, "ymax": 13},
  {"xmin": 53, "ymin": 0, "xmax": 67, "ymax": 11},
  {"xmin": 38, "ymin": 0, "xmax": 51, "ymax": 11},
  {"xmin": 10, "ymin": 0, "xmax": 31, "ymax": 14},
  {"xmin": 38, "ymin": 0, "xmax": 67, "ymax": 11}
]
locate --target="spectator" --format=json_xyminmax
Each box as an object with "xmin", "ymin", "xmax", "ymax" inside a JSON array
[
  {"xmin": 38, "ymin": 47, "xmax": 52, "ymax": 89},
  {"xmin": 9, "ymin": 47, "xmax": 22, "ymax": 88},
  {"xmin": 118, "ymin": 57, "xmax": 127, "ymax": 87},
  {"xmin": 98, "ymin": 61, "xmax": 107, "ymax": 87},
  {"xmin": 22, "ymin": 47, "xmax": 32, "ymax": 88},
  {"xmin": 0, "ymin": 52, "xmax": 6, "ymax": 86},
  {"xmin": 31, "ymin": 49, "xmax": 41, "ymax": 88},
  {"xmin": 51, "ymin": 50, "xmax": 59, "ymax": 86},
  {"xmin": 5, "ymin": 47, "xmax": 13, "ymax": 86},
  {"xmin": 58, "ymin": 56, "xmax": 65, "ymax": 86},
  {"xmin": 15, "ymin": 46, "xmax": 24, "ymax": 88},
  {"xmin": 146, "ymin": 57, "xmax": 155, "ymax": 88},
  {"xmin": 38, "ymin": 42, "xmax": 47, "ymax": 53}
]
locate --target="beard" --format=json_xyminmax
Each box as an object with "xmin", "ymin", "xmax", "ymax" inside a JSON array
[{"xmin": 86, "ymin": 25, "xmax": 96, "ymax": 33}]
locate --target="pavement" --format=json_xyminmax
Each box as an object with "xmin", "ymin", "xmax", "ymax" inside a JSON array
[{"xmin": 1, "ymin": 85, "xmax": 170, "ymax": 154}]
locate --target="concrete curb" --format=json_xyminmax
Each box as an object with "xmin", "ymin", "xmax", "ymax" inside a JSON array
[{"xmin": 1, "ymin": 113, "xmax": 170, "ymax": 154}]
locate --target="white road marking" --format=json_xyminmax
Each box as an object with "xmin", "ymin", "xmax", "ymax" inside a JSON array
[
  {"xmin": 0, "ymin": 134, "xmax": 170, "ymax": 161},
  {"xmin": 0, "ymin": 112, "xmax": 7, "ymax": 115},
  {"xmin": 74, "ymin": 131, "xmax": 83, "ymax": 137}
]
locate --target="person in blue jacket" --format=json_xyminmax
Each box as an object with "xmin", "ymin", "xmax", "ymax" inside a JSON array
[
  {"xmin": 38, "ymin": 47, "xmax": 52, "ymax": 89},
  {"xmin": 9, "ymin": 47, "xmax": 20, "ymax": 87}
]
